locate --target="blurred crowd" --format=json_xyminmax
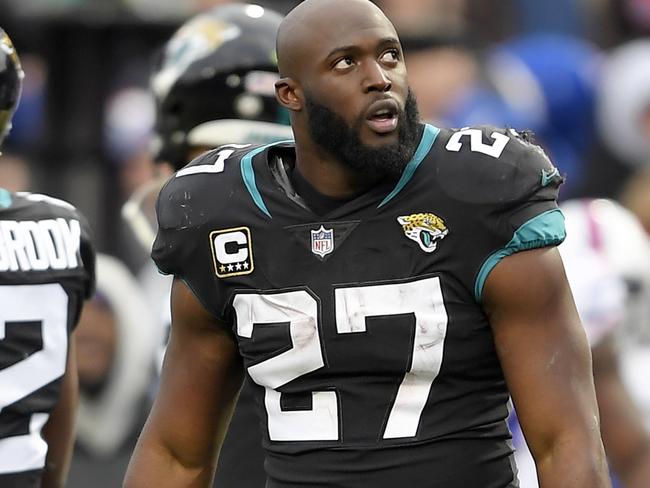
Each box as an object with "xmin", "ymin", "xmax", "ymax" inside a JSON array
[{"xmin": 2, "ymin": 0, "xmax": 650, "ymax": 486}]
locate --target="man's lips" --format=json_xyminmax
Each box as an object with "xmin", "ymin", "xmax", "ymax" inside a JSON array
[
  {"xmin": 365, "ymin": 99, "xmax": 400, "ymax": 134},
  {"xmin": 366, "ymin": 115, "xmax": 398, "ymax": 133}
]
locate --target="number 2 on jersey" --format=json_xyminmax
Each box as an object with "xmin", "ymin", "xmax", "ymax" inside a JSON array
[
  {"xmin": 445, "ymin": 128, "xmax": 510, "ymax": 158},
  {"xmin": 233, "ymin": 276, "xmax": 448, "ymax": 441},
  {"xmin": 0, "ymin": 284, "xmax": 69, "ymax": 473}
]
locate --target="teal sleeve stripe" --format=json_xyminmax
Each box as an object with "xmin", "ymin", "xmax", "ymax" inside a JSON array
[
  {"xmin": 0, "ymin": 188, "xmax": 12, "ymax": 208},
  {"xmin": 473, "ymin": 208, "xmax": 566, "ymax": 302},
  {"xmin": 378, "ymin": 124, "xmax": 440, "ymax": 208},
  {"xmin": 240, "ymin": 140, "xmax": 294, "ymax": 219}
]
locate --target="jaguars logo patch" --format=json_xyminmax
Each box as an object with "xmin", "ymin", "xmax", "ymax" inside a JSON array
[{"xmin": 397, "ymin": 213, "xmax": 449, "ymax": 253}]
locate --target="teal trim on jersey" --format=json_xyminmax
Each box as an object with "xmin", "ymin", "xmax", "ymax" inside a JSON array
[
  {"xmin": 378, "ymin": 124, "xmax": 440, "ymax": 208},
  {"xmin": 241, "ymin": 140, "xmax": 294, "ymax": 218},
  {"xmin": 474, "ymin": 208, "xmax": 566, "ymax": 302},
  {"xmin": 0, "ymin": 188, "xmax": 12, "ymax": 208}
]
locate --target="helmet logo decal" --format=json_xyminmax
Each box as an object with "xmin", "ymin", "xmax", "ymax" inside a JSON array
[
  {"xmin": 1, "ymin": 31, "xmax": 21, "ymax": 70},
  {"xmin": 398, "ymin": 213, "xmax": 449, "ymax": 253},
  {"xmin": 152, "ymin": 17, "xmax": 241, "ymax": 99}
]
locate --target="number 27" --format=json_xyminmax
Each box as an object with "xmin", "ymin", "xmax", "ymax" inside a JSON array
[{"xmin": 233, "ymin": 276, "xmax": 448, "ymax": 441}]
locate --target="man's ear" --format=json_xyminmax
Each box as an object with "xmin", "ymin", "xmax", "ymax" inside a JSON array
[{"xmin": 275, "ymin": 77, "xmax": 302, "ymax": 111}]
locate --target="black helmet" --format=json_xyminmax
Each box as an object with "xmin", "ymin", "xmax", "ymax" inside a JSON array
[
  {"xmin": 0, "ymin": 28, "xmax": 24, "ymax": 149},
  {"xmin": 151, "ymin": 3, "xmax": 289, "ymax": 169}
]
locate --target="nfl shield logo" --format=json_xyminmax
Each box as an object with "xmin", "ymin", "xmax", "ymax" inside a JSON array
[{"xmin": 311, "ymin": 225, "xmax": 334, "ymax": 258}]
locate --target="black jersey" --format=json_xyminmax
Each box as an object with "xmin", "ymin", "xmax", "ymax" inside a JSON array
[
  {"xmin": 0, "ymin": 190, "xmax": 95, "ymax": 487},
  {"xmin": 153, "ymin": 124, "xmax": 565, "ymax": 488}
]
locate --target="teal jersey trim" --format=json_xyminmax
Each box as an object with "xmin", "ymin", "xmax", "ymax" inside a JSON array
[
  {"xmin": 474, "ymin": 208, "xmax": 566, "ymax": 302},
  {"xmin": 240, "ymin": 140, "xmax": 293, "ymax": 218},
  {"xmin": 378, "ymin": 123, "xmax": 440, "ymax": 208},
  {"xmin": 0, "ymin": 188, "xmax": 12, "ymax": 208}
]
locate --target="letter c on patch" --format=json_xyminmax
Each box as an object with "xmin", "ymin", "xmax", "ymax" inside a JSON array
[{"xmin": 214, "ymin": 231, "xmax": 249, "ymax": 264}]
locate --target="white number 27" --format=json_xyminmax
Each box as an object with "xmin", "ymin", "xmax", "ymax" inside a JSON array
[{"xmin": 233, "ymin": 276, "xmax": 448, "ymax": 441}]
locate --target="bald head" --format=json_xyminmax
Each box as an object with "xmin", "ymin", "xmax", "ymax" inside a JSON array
[
  {"xmin": 273, "ymin": 0, "xmax": 417, "ymax": 178},
  {"xmin": 277, "ymin": 0, "xmax": 396, "ymax": 78}
]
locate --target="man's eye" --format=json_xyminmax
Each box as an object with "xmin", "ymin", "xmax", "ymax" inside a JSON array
[
  {"xmin": 380, "ymin": 49, "xmax": 399, "ymax": 63},
  {"xmin": 334, "ymin": 56, "xmax": 354, "ymax": 70}
]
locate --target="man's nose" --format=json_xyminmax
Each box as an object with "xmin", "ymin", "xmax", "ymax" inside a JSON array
[{"xmin": 363, "ymin": 61, "xmax": 392, "ymax": 93}]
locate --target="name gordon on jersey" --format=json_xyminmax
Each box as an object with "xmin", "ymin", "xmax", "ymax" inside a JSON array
[{"xmin": 0, "ymin": 218, "xmax": 82, "ymax": 272}]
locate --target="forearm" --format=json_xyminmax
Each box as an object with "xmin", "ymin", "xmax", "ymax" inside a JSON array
[
  {"xmin": 535, "ymin": 434, "xmax": 611, "ymax": 488},
  {"xmin": 124, "ymin": 279, "xmax": 243, "ymax": 488},
  {"xmin": 124, "ymin": 436, "xmax": 217, "ymax": 488},
  {"xmin": 41, "ymin": 342, "xmax": 79, "ymax": 488},
  {"xmin": 124, "ymin": 398, "xmax": 228, "ymax": 488}
]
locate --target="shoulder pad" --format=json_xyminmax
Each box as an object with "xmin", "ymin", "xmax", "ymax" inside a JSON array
[
  {"xmin": 14, "ymin": 191, "xmax": 77, "ymax": 215},
  {"xmin": 157, "ymin": 143, "xmax": 262, "ymax": 230},
  {"xmin": 156, "ymin": 173, "xmax": 206, "ymax": 234},
  {"xmin": 436, "ymin": 126, "xmax": 564, "ymax": 205},
  {"xmin": 12, "ymin": 192, "xmax": 96, "ymax": 297}
]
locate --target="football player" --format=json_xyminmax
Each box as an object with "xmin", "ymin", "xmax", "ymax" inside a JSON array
[
  {"xmin": 121, "ymin": 4, "xmax": 291, "ymax": 487},
  {"xmin": 122, "ymin": 2, "xmax": 292, "ymax": 252},
  {"xmin": 0, "ymin": 29, "xmax": 96, "ymax": 488},
  {"xmin": 125, "ymin": 1, "xmax": 609, "ymax": 486}
]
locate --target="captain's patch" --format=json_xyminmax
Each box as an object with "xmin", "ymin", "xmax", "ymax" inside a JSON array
[{"xmin": 210, "ymin": 226, "xmax": 254, "ymax": 278}]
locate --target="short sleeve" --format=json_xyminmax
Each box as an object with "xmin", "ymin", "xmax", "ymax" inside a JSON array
[
  {"xmin": 435, "ymin": 126, "xmax": 566, "ymax": 302},
  {"xmin": 149, "ymin": 149, "xmax": 243, "ymax": 322},
  {"xmin": 474, "ymin": 131, "xmax": 566, "ymax": 301}
]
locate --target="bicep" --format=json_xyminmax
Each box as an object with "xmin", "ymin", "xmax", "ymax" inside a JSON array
[
  {"xmin": 483, "ymin": 247, "xmax": 600, "ymax": 456},
  {"xmin": 139, "ymin": 278, "xmax": 244, "ymax": 470}
]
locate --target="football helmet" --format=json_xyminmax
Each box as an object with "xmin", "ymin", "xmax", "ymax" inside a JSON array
[
  {"xmin": 124, "ymin": 4, "xmax": 292, "ymax": 252},
  {"xmin": 0, "ymin": 28, "xmax": 24, "ymax": 149},
  {"xmin": 150, "ymin": 3, "xmax": 290, "ymax": 170}
]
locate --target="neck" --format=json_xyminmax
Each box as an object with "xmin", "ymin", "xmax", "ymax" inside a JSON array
[{"xmin": 293, "ymin": 136, "xmax": 381, "ymax": 199}]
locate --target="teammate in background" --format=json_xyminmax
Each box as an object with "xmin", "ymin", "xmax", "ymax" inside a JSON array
[
  {"xmin": 123, "ymin": 2, "xmax": 292, "ymax": 253},
  {"xmin": 121, "ymin": 4, "xmax": 291, "ymax": 487},
  {"xmin": 125, "ymin": 1, "xmax": 609, "ymax": 486},
  {"xmin": 0, "ymin": 29, "xmax": 96, "ymax": 488},
  {"xmin": 512, "ymin": 199, "xmax": 650, "ymax": 488}
]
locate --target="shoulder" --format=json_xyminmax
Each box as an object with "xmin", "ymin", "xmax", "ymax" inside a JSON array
[
  {"xmin": 6, "ymin": 192, "xmax": 96, "ymax": 297},
  {"xmin": 11, "ymin": 191, "xmax": 86, "ymax": 220},
  {"xmin": 433, "ymin": 125, "xmax": 563, "ymax": 205},
  {"xmin": 157, "ymin": 143, "xmax": 261, "ymax": 232},
  {"xmin": 174, "ymin": 143, "xmax": 259, "ymax": 179},
  {"xmin": 10, "ymin": 191, "xmax": 94, "ymax": 243}
]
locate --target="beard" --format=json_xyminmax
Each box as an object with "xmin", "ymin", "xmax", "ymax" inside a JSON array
[{"xmin": 304, "ymin": 89, "xmax": 421, "ymax": 180}]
